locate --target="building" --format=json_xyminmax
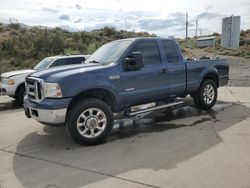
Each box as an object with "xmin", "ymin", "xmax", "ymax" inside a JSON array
[
  {"xmin": 197, "ymin": 36, "xmax": 216, "ymax": 48},
  {"xmin": 221, "ymin": 15, "xmax": 241, "ymax": 49}
]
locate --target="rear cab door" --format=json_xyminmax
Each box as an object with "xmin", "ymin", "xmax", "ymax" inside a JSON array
[{"xmin": 161, "ymin": 39, "xmax": 186, "ymax": 97}]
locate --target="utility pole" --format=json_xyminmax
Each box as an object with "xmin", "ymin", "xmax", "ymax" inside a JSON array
[
  {"xmin": 9, "ymin": 18, "xmax": 18, "ymax": 24},
  {"xmin": 185, "ymin": 12, "xmax": 188, "ymax": 40},
  {"xmin": 195, "ymin": 19, "xmax": 198, "ymax": 37},
  {"xmin": 200, "ymin": 25, "xmax": 202, "ymax": 36}
]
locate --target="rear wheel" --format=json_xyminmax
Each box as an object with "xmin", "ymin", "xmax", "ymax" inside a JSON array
[
  {"xmin": 66, "ymin": 98, "xmax": 114, "ymax": 145},
  {"xmin": 193, "ymin": 79, "xmax": 217, "ymax": 110}
]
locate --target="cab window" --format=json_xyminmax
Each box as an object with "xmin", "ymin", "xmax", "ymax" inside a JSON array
[
  {"xmin": 50, "ymin": 59, "xmax": 68, "ymax": 67},
  {"xmin": 130, "ymin": 41, "xmax": 161, "ymax": 65},
  {"xmin": 162, "ymin": 40, "xmax": 181, "ymax": 64}
]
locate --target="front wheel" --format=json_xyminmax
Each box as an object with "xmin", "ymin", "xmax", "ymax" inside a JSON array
[
  {"xmin": 16, "ymin": 85, "xmax": 25, "ymax": 105},
  {"xmin": 66, "ymin": 98, "xmax": 114, "ymax": 145},
  {"xmin": 193, "ymin": 79, "xmax": 217, "ymax": 110}
]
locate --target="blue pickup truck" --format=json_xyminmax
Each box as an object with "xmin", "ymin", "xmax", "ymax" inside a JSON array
[{"xmin": 24, "ymin": 38, "xmax": 229, "ymax": 144}]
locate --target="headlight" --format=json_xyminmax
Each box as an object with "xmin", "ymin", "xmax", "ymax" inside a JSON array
[
  {"xmin": 7, "ymin": 79, "xmax": 15, "ymax": 85},
  {"xmin": 0, "ymin": 78, "xmax": 15, "ymax": 85},
  {"xmin": 43, "ymin": 82, "xmax": 62, "ymax": 98}
]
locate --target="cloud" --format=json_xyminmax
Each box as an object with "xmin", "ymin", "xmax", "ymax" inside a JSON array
[
  {"xmin": 75, "ymin": 4, "xmax": 82, "ymax": 9},
  {"xmin": 195, "ymin": 12, "xmax": 222, "ymax": 19},
  {"xmin": 1, "ymin": 0, "xmax": 249, "ymax": 38},
  {"xmin": 205, "ymin": 5, "xmax": 214, "ymax": 10},
  {"xmin": 137, "ymin": 12, "xmax": 186, "ymax": 32},
  {"xmin": 58, "ymin": 15, "xmax": 70, "ymax": 21},
  {"xmin": 138, "ymin": 18, "xmax": 179, "ymax": 31},
  {"xmin": 169, "ymin": 12, "xmax": 185, "ymax": 18},
  {"xmin": 42, "ymin": 7, "xmax": 58, "ymax": 13},
  {"xmin": 74, "ymin": 18, "xmax": 82, "ymax": 23}
]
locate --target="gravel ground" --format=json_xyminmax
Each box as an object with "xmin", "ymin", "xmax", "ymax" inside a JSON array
[{"xmin": 227, "ymin": 56, "xmax": 250, "ymax": 87}]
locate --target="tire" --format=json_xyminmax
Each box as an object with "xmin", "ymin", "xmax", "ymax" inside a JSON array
[
  {"xmin": 16, "ymin": 85, "xmax": 25, "ymax": 105},
  {"xmin": 193, "ymin": 79, "xmax": 217, "ymax": 110},
  {"xmin": 66, "ymin": 98, "xmax": 114, "ymax": 145}
]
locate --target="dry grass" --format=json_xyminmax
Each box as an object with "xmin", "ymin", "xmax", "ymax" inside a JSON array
[{"xmin": 179, "ymin": 30, "xmax": 250, "ymax": 58}]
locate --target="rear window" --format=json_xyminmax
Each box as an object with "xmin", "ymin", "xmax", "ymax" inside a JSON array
[
  {"xmin": 50, "ymin": 59, "xmax": 67, "ymax": 67},
  {"xmin": 50, "ymin": 57, "xmax": 85, "ymax": 67},
  {"xmin": 67, "ymin": 57, "xmax": 86, "ymax": 64},
  {"xmin": 162, "ymin": 40, "xmax": 181, "ymax": 63}
]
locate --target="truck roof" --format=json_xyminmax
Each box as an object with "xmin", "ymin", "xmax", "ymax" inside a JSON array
[
  {"xmin": 114, "ymin": 37, "xmax": 174, "ymax": 42},
  {"xmin": 48, "ymin": 54, "xmax": 91, "ymax": 60}
]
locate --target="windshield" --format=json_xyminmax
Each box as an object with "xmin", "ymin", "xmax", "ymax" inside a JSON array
[
  {"xmin": 85, "ymin": 40, "xmax": 133, "ymax": 64},
  {"xmin": 33, "ymin": 58, "xmax": 54, "ymax": 70}
]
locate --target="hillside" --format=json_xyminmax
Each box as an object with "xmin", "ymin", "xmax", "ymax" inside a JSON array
[
  {"xmin": 1, "ymin": 23, "xmax": 249, "ymax": 74},
  {"xmin": 0, "ymin": 23, "xmax": 156, "ymax": 73},
  {"xmin": 177, "ymin": 30, "xmax": 250, "ymax": 58}
]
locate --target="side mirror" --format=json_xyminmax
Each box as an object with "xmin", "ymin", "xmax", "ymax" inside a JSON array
[{"xmin": 124, "ymin": 52, "xmax": 144, "ymax": 71}]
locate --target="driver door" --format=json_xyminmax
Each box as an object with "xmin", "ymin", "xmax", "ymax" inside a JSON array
[{"xmin": 120, "ymin": 40, "xmax": 168, "ymax": 106}]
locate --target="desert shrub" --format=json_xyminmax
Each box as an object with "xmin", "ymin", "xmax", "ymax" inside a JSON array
[
  {"xmin": 0, "ymin": 24, "xmax": 156, "ymax": 73},
  {"xmin": 20, "ymin": 58, "xmax": 37, "ymax": 68}
]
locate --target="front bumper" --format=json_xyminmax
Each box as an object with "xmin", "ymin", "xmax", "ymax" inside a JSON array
[
  {"xmin": 24, "ymin": 105, "xmax": 67, "ymax": 125},
  {"xmin": 0, "ymin": 84, "xmax": 16, "ymax": 96},
  {"xmin": 23, "ymin": 96, "xmax": 72, "ymax": 125}
]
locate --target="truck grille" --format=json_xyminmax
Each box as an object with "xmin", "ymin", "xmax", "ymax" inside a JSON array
[{"xmin": 25, "ymin": 77, "xmax": 43, "ymax": 101}]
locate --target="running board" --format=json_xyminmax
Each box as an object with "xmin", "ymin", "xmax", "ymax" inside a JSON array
[{"xmin": 125, "ymin": 101, "xmax": 184, "ymax": 117}]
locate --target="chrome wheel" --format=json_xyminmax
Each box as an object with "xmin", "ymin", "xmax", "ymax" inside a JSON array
[
  {"xmin": 76, "ymin": 108, "xmax": 107, "ymax": 138},
  {"xmin": 203, "ymin": 84, "xmax": 215, "ymax": 104}
]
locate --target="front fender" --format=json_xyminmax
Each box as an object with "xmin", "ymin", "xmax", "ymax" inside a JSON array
[{"xmin": 59, "ymin": 75, "xmax": 120, "ymax": 104}]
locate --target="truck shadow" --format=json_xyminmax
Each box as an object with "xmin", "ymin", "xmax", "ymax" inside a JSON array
[{"xmin": 11, "ymin": 100, "xmax": 250, "ymax": 188}]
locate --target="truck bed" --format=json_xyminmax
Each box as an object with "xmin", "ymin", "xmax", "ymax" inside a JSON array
[{"xmin": 185, "ymin": 59, "xmax": 229, "ymax": 94}]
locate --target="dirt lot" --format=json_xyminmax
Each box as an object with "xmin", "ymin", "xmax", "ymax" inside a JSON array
[
  {"xmin": 227, "ymin": 56, "xmax": 250, "ymax": 86},
  {"xmin": 1, "ymin": 88, "xmax": 250, "ymax": 188}
]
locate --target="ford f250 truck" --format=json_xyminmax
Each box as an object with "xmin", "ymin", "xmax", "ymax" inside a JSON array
[{"xmin": 23, "ymin": 38, "xmax": 229, "ymax": 145}]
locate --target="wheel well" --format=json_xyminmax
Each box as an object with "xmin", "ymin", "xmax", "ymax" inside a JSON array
[
  {"xmin": 202, "ymin": 73, "xmax": 219, "ymax": 87},
  {"xmin": 15, "ymin": 83, "xmax": 25, "ymax": 97},
  {"xmin": 67, "ymin": 88, "xmax": 117, "ymax": 113}
]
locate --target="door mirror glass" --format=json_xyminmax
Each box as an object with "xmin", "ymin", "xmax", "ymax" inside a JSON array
[{"xmin": 124, "ymin": 52, "xmax": 144, "ymax": 71}]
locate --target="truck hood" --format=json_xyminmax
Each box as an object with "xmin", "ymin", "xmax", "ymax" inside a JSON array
[
  {"xmin": 29, "ymin": 63, "xmax": 105, "ymax": 81},
  {"xmin": 0, "ymin": 69, "xmax": 35, "ymax": 78}
]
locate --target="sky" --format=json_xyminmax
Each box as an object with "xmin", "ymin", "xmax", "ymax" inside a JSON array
[{"xmin": 0, "ymin": 0, "xmax": 250, "ymax": 38}]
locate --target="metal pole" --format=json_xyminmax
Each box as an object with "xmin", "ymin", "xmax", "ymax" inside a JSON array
[
  {"xmin": 195, "ymin": 19, "xmax": 198, "ymax": 37},
  {"xmin": 186, "ymin": 12, "xmax": 188, "ymax": 39}
]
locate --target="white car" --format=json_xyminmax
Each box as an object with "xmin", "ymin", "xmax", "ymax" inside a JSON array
[{"xmin": 0, "ymin": 54, "xmax": 90, "ymax": 104}]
